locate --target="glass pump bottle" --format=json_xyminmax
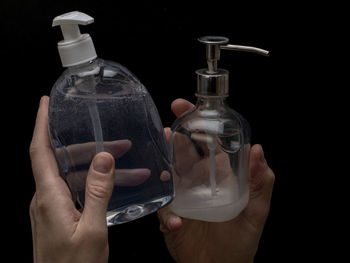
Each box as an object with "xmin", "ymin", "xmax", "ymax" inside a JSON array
[
  {"xmin": 48, "ymin": 11, "xmax": 173, "ymax": 226},
  {"xmin": 169, "ymin": 36, "xmax": 269, "ymax": 222}
]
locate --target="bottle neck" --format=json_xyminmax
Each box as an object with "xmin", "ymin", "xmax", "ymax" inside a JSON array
[
  {"xmin": 66, "ymin": 58, "xmax": 101, "ymax": 94},
  {"xmin": 67, "ymin": 58, "xmax": 99, "ymax": 73}
]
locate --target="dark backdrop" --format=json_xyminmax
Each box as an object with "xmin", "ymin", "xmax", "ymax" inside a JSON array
[{"xmin": 1, "ymin": 0, "xmax": 338, "ymax": 262}]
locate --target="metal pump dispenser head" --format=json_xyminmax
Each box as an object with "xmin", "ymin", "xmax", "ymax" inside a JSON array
[{"xmin": 196, "ymin": 36, "xmax": 269, "ymax": 97}]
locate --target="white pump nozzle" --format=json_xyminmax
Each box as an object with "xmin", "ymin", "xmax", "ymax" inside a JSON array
[{"xmin": 52, "ymin": 11, "xmax": 97, "ymax": 67}]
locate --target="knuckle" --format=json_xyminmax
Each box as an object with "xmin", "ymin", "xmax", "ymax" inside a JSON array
[
  {"xmin": 34, "ymin": 194, "xmax": 51, "ymax": 213},
  {"xmin": 266, "ymin": 168, "xmax": 276, "ymax": 185},
  {"xmin": 87, "ymin": 183, "xmax": 109, "ymax": 200},
  {"xmin": 29, "ymin": 140, "xmax": 52, "ymax": 161},
  {"xmin": 29, "ymin": 195, "xmax": 36, "ymax": 216},
  {"xmin": 29, "ymin": 142, "xmax": 38, "ymax": 160}
]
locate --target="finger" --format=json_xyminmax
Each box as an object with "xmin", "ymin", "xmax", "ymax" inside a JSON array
[
  {"xmin": 30, "ymin": 96, "xmax": 63, "ymax": 192},
  {"xmin": 171, "ymin": 98, "xmax": 195, "ymax": 117},
  {"xmin": 249, "ymin": 144, "xmax": 275, "ymax": 196},
  {"xmin": 244, "ymin": 144, "xmax": 275, "ymax": 225},
  {"xmin": 160, "ymin": 170, "xmax": 171, "ymax": 182},
  {"xmin": 105, "ymin": 140, "xmax": 132, "ymax": 158},
  {"xmin": 172, "ymin": 131, "xmax": 201, "ymax": 174},
  {"xmin": 197, "ymin": 151, "xmax": 235, "ymax": 184},
  {"xmin": 57, "ymin": 140, "xmax": 132, "ymax": 168},
  {"xmin": 81, "ymin": 152, "xmax": 115, "ymax": 227},
  {"xmin": 67, "ymin": 168, "xmax": 151, "ymax": 192},
  {"xmin": 157, "ymin": 206, "xmax": 183, "ymax": 233},
  {"xmin": 115, "ymin": 168, "xmax": 150, "ymax": 186},
  {"xmin": 164, "ymin": 127, "xmax": 171, "ymax": 147},
  {"xmin": 29, "ymin": 194, "xmax": 37, "ymax": 261}
]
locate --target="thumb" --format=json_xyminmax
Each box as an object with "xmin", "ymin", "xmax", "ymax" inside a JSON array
[
  {"xmin": 81, "ymin": 152, "xmax": 115, "ymax": 227},
  {"xmin": 249, "ymin": 144, "xmax": 275, "ymax": 199},
  {"xmin": 242, "ymin": 144, "xmax": 275, "ymax": 228},
  {"xmin": 164, "ymin": 127, "xmax": 171, "ymax": 147}
]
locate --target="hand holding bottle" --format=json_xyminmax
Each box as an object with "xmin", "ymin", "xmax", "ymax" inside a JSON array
[
  {"xmin": 49, "ymin": 11, "xmax": 174, "ymax": 225},
  {"xmin": 158, "ymin": 99, "xmax": 275, "ymax": 263},
  {"xmin": 171, "ymin": 123, "xmax": 237, "ymax": 191},
  {"xmin": 30, "ymin": 96, "xmax": 115, "ymax": 263},
  {"xmin": 55, "ymin": 140, "xmax": 151, "ymax": 192}
]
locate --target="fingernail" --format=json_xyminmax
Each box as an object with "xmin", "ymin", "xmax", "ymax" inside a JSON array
[
  {"xmin": 40, "ymin": 96, "xmax": 48, "ymax": 105},
  {"xmin": 93, "ymin": 153, "xmax": 113, "ymax": 174}
]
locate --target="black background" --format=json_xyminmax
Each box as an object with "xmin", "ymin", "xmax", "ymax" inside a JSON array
[{"xmin": 1, "ymin": 0, "xmax": 340, "ymax": 262}]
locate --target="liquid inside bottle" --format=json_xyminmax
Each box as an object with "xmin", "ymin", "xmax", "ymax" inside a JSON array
[
  {"xmin": 48, "ymin": 59, "xmax": 173, "ymax": 225},
  {"xmin": 169, "ymin": 97, "xmax": 250, "ymax": 222}
]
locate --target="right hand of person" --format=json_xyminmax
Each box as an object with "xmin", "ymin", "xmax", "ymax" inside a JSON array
[
  {"xmin": 158, "ymin": 98, "xmax": 275, "ymax": 263},
  {"xmin": 29, "ymin": 96, "xmax": 117, "ymax": 263}
]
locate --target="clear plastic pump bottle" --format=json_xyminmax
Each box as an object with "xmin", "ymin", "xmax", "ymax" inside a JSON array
[
  {"xmin": 169, "ymin": 36, "xmax": 269, "ymax": 222},
  {"xmin": 48, "ymin": 11, "xmax": 173, "ymax": 226}
]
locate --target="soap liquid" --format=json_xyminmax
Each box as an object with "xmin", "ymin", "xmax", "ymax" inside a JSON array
[
  {"xmin": 169, "ymin": 138, "xmax": 249, "ymax": 222},
  {"xmin": 49, "ymin": 87, "xmax": 173, "ymax": 225},
  {"xmin": 170, "ymin": 186, "xmax": 249, "ymax": 222}
]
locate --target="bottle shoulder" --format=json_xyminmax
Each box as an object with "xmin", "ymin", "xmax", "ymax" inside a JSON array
[
  {"xmin": 60, "ymin": 58, "xmax": 139, "ymax": 81},
  {"xmin": 51, "ymin": 58, "xmax": 146, "ymax": 99},
  {"xmin": 172, "ymin": 104, "xmax": 248, "ymax": 130},
  {"xmin": 171, "ymin": 103, "xmax": 251, "ymax": 145}
]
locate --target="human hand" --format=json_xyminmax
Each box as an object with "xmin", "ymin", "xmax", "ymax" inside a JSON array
[
  {"xmin": 170, "ymin": 120, "xmax": 240, "ymax": 201},
  {"xmin": 55, "ymin": 140, "xmax": 151, "ymax": 193},
  {"xmin": 30, "ymin": 96, "xmax": 116, "ymax": 263},
  {"xmin": 158, "ymin": 98, "xmax": 275, "ymax": 263}
]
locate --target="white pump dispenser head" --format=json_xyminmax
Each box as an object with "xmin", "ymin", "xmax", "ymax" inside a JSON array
[{"xmin": 52, "ymin": 11, "xmax": 97, "ymax": 67}]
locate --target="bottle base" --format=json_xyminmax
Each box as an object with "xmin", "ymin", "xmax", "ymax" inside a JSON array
[{"xmin": 106, "ymin": 195, "xmax": 173, "ymax": 226}]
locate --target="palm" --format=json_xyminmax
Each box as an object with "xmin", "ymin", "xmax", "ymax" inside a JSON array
[{"xmin": 165, "ymin": 216, "xmax": 257, "ymax": 262}]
